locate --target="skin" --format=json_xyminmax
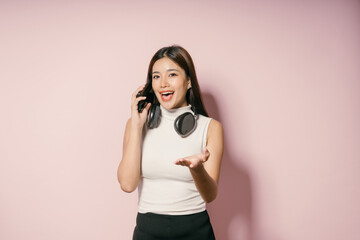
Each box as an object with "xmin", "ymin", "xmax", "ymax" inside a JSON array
[
  {"xmin": 117, "ymin": 57, "xmax": 224, "ymax": 203},
  {"xmin": 151, "ymin": 57, "xmax": 191, "ymax": 109}
]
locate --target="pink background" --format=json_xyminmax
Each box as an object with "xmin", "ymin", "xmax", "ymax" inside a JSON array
[{"xmin": 1, "ymin": 1, "xmax": 359, "ymax": 240}]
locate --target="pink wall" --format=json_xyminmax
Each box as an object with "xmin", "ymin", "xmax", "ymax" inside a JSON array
[{"xmin": 1, "ymin": 1, "xmax": 359, "ymax": 239}]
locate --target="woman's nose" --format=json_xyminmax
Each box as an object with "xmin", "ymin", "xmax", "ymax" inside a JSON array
[{"xmin": 160, "ymin": 76, "xmax": 169, "ymax": 87}]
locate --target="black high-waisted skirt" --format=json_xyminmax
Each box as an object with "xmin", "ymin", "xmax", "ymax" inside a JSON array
[{"xmin": 132, "ymin": 210, "xmax": 215, "ymax": 240}]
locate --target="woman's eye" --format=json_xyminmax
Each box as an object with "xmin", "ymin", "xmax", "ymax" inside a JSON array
[
  {"xmin": 169, "ymin": 73, "xmax": 177, "ymax": 77},
  {"xmin": 152, "ymin": 75, "xmax": 159, "ymax": 79}
]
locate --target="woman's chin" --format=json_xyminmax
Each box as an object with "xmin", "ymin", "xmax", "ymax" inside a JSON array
[
  {"xmin": 159, "ymin": 102, "xmax": 174, "ymax": 110},
  {"xmin": 160, "ymin": 101, "xmax": 188, "ymax": 110}
]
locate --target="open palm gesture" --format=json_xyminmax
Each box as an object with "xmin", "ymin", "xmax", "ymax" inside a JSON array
[{"xmin": 175, "ymin": 148, "xmax": 210, "ymax": 169}]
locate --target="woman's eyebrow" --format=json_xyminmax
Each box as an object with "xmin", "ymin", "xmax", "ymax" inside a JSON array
[
  {"xmin": 167, "ymin": 69, "xmax": 180, "ymax": 72},
  {"xmin": 152, "ymin": 69, "xmax": 180, "ymax": 74}
]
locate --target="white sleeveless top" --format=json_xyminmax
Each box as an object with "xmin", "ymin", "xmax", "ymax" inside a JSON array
[{"xmin": 138, "ymin": 105, "xmax": 212, "ymax": 215}]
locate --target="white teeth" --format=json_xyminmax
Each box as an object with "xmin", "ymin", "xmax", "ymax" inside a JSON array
[{"xmin": 161, "ymin": 91, "xmax": 174, "ymax": 95}]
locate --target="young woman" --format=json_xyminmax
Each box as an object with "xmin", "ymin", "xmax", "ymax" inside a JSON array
[{"xmin": 117, "ymin": 45, "xmax": 224, "ymax": 239}]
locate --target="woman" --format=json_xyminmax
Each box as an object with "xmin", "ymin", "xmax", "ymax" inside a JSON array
[{"xmin": 117, "ymin": 45, "xmax": 224, "ymax": 239}]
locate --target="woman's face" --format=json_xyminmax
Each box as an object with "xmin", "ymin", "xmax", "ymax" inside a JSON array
[{"xmin": 152, "ymin": 57, "xmax": 191, "ymax": 110}]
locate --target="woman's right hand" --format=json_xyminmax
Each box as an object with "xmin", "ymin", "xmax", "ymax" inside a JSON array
[{"xmin": 130, "ymin": 85, "xmax": 151, "ymax": 129}]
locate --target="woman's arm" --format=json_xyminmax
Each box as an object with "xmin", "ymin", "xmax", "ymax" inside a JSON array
[
  {"xmin": 117, "ymin": 85, "xmax": 151, "ymax": 193},
  {"xmin": 117, "ymin": 119, "xmax": 143, "ymax": 193},
  {"xmin": 175, "ymin": 119, "xmax": 224, "ymax": 203}
]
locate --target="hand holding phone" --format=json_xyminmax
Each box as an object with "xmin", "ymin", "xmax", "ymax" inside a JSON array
[{"xmin": 136, "ymin": 89, "xmax": 153, "ymax": 113}]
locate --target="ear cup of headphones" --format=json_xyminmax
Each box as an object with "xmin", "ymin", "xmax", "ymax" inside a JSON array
[
  {"xmin": 147, "ymin": 105, "xmax": 161, "ymax": 129},
  {"xmin": 174, "ymin": 112, "xmax": 197, "ymax": 137}
]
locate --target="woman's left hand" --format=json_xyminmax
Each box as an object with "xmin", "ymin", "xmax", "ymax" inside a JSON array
[{"xmin": 174, "ymin": 148, "xmax": 210, "ymax": 169}]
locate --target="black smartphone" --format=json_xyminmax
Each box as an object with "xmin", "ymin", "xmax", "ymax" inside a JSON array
[{"xmin": 137, "ymin": 88, "xmax": 154, "ymax": 113}]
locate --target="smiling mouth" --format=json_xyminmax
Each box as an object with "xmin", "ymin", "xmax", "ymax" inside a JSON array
[{"xmin": 160, "ymin": 91, "xmax": 174, "ymax": 102}]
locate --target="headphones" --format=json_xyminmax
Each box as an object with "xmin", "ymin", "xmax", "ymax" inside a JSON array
[
  {"xmin": 137, "ymin": 91, "xmax": 198, "ymax": 137},
  {"xmin": 147, "ymin": 105, "xmax": 198, "ymax": 137},
  {"xmin": 173, "ymin": 109, "xmax": 198, "ymax": 137}
]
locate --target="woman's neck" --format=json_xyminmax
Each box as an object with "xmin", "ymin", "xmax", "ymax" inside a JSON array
[{"xmin": 160, "ymin": 105, "xmax": 192, "ymax": 120}]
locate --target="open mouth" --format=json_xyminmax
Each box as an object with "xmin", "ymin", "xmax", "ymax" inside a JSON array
[{"xmin": 160, "ymin": 91, "xmax": 174, "ymax": 102}]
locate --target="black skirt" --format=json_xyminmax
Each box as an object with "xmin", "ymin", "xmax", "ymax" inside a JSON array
[{"xmin": 132, "ymin": 210, "xmax": 215, "ymax": 240}]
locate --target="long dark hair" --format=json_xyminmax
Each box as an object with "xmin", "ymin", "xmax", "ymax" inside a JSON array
[{"xmin": 141, "ymin": 45, "xmax": 209, "ymax": 117}]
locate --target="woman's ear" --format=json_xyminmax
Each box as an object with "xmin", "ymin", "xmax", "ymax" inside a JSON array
[{"xmin": 187, "ymin": 78, "xmax": 192, "ymax": 90}]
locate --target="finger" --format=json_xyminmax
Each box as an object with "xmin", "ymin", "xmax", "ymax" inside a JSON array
[
  {"xmin": 132, "ymin": 85, "xmax": 145, "ymax": 98},
  {"xmin": 144, "ymin": 102, "xmax": 152, "ymax": 112},
  {"xmin": 204, "ymin": 147, "xmax": 209, "ymax": 155},
  {"xmin": 131, "ymin": 96, "xmax": 147, "ymax": 111},
  {"xmin": 179, "ymin": 159, "xmax": 187, "ymax": 166},
  {"xmin": 175, "ymin": 161, "xmax": 186, "ymax": 166},
  {"xmin": 175, "ymin": 159, "xmax": 189, "ymax": 167},
  {"xmin": 131, "ymin": 85, "xmax": 146, "ymax": 100},
  {"xmin": 134, "ymin": 96, "xmax": 147, "ymax": 102},
  {"xmin": 174, "ymin": 159, "xmax": 183, "ymax": 165},
  {"xmin": 202, "ymin": 148, "xmax": 210, "ymax": 162}
]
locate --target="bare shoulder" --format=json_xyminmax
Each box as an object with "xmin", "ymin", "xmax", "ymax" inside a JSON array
[
  {"xmin": 207, "ymin": 119, "xmax": 224, "ymax": 141},
  {"xmin": 204, "ymin": 118, "xmax": 224, "ymax": 184},
  {"xmin": 206, "ymin": 118, "xmax": 224, "ymax": 154}
]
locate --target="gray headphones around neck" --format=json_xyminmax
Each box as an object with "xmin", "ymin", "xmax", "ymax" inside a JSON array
[{"xmin": 147, "ymin": 105, "xmax": 198, "ymax": 137}]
